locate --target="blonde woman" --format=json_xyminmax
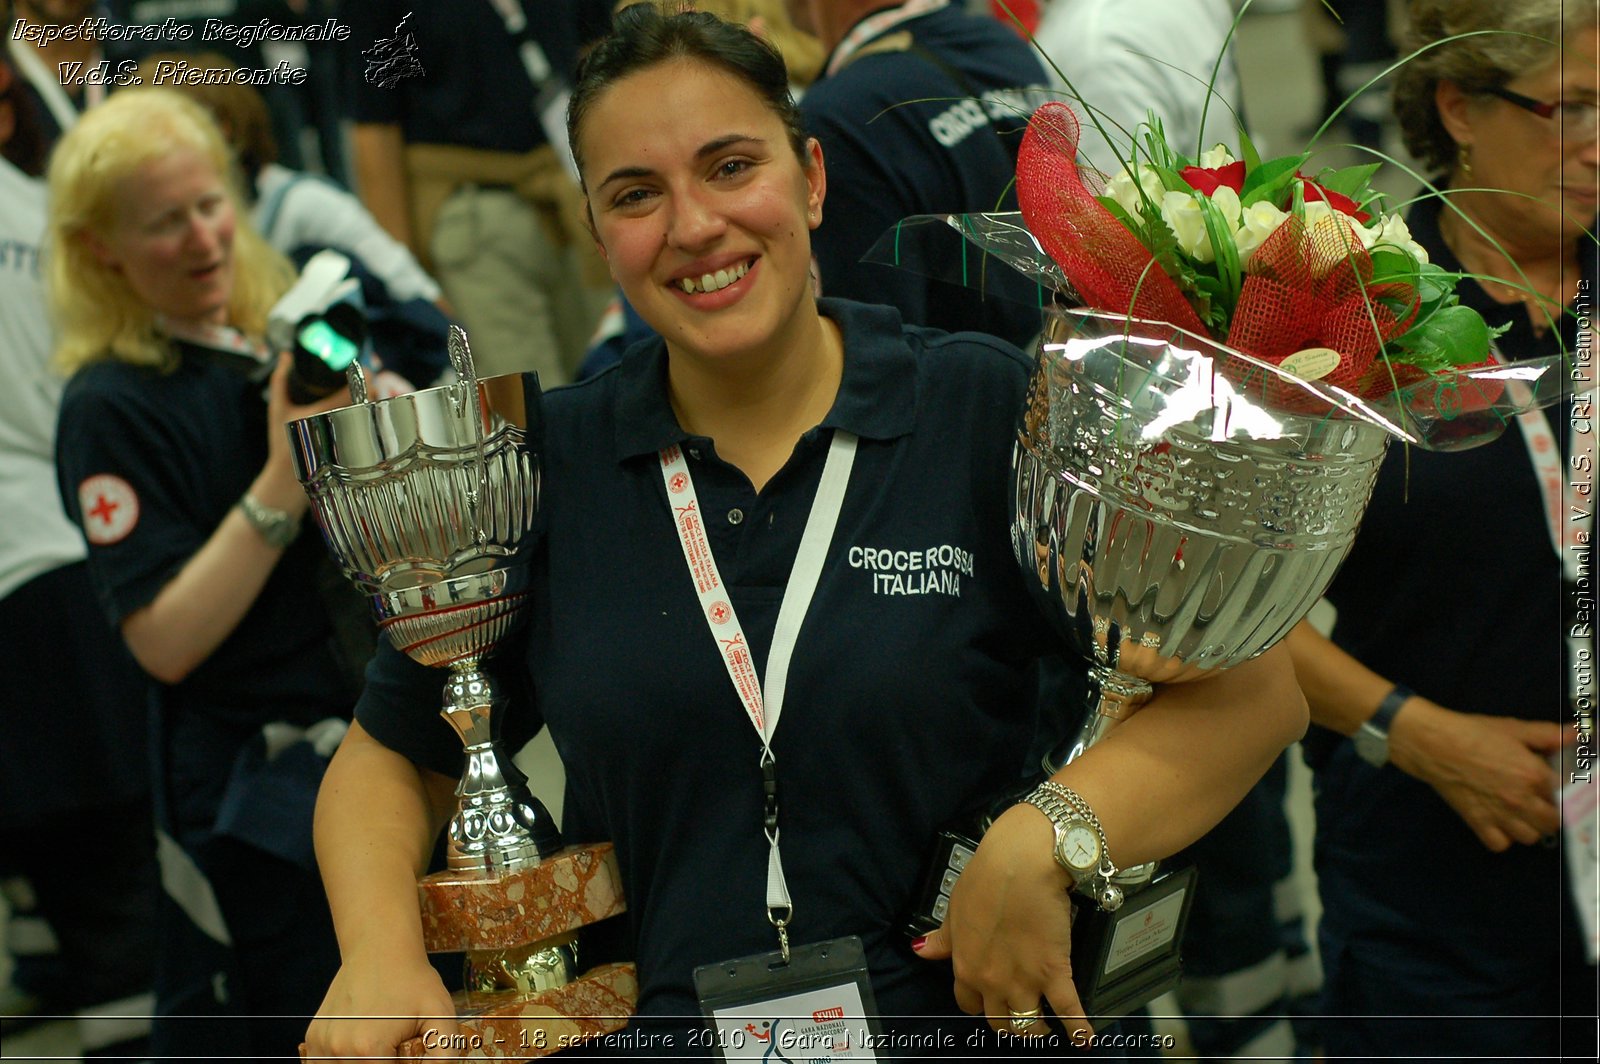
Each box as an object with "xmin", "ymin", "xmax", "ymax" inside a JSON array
[{"xmin": 48, "ymin": 86, "xmax": 358, "ymax": 1057}]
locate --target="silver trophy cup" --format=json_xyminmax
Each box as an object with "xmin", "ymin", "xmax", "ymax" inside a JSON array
[
  {"xmin": 287, "ymin": 327, "xmax": 558, "ymax": 875},
  {"xmin": 1017, "ymin": 307, "xmax": 1393, "ymax": 1013}
]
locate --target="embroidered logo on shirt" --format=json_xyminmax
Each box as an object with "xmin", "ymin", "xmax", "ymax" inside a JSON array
[
  {"xmin": 77, "ymin": 474, "xmax": 140, "ymax": 546},
  {"xmin": 848, "ymin": 543, "xmax": 972, "ymax": 597}
]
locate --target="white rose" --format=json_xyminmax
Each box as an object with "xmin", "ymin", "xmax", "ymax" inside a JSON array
[
  {"xmin": 1301, "ymin": 200, "xmax": 1364, "ymax": 275},
  {"xmin": 1198, "ymin": 144, "xmax": 1237, "ymax": 169},
  {"xmin": 1359, "ymin": 212, "xmax": 1431, "ymax": 264},
  {"xmin": 1161, "ymin": 191, "xmax": 1214, "ymax": 262},
  {"xmin": 1209, "ymin": 185, "xmax": 1243, "ymax": 229},
  {"xmin": 1234, "ymin": 200, "xmax": 1289, "ymax": 266},
  {"xmin": 1104, "ymin": 164, "xmax": 1166, "ymax": 217},
  {"xmin": 1158, "ymin": 187, "xmax": 1242, "ymax": 264}
]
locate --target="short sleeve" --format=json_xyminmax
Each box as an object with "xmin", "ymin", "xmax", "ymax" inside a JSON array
[{"xmin": 55, "ymin": 370, "xmax": 208, "ymax": 625}]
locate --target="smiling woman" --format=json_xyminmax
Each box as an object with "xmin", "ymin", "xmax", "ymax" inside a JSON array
[
  {"xmin": 45, "ymin": 87, "xmax": 371, "ymax": 1058},
  {"xmin": 300, "ymin": 6, "xmax": 1309, "ymax": 1060}
]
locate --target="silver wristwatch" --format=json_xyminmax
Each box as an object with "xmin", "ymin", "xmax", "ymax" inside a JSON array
[
  {"xmin": 1022, "ymin": 781, "xmax": 1123, "ymax": 911},
  {"xmin": 1353, "ymin": 684, "xmax": 1413, "ymax": 767},
  {"xmin": 237, "ymin": 492, "xmax": 301, "ymax": 549}
]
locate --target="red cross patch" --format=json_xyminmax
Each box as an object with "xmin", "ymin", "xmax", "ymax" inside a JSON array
[
  {"xmin": 668, "ymin": 471, "xmax": 688, "ymax": 494},
  {"xmin": 77, "ymin": 474, "xmax": 140, "ymax": 546},
  {"xmin": 708, "ymin": 600, "xmax": 731, "ymax": 625}
]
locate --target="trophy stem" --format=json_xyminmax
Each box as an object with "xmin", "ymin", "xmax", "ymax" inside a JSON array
[
  {"xmin": 1041, "ymin": 664, "xmax": 1152, "ymax": 774},
  {"xmin": 1043, "ymin": 665, "xmax": 1158, "ymax": 889},
  {"xmin": 440, "ymin": 663, "xmax": 562, "ymax": 872}
]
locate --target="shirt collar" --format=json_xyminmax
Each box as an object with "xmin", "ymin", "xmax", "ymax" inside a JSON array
[{"xmin": 611, "ymin": 297, "xmax": 917, "ymax": 462}]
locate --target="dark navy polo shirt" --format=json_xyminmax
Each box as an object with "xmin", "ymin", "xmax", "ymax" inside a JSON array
[
  {"xmin": 802, "ymin": 4, "xmax": 1052, "ymax": 348},
  {"xmin": 345, "ymin": 0, "xmax": 580, "ymax": 153},
  {"xmin": 358, "ymin": 298, "xmax": 1068, "ymax": 1029},
  {"xmin": 1304, "ymin": 194, "xmax": 1594, "ymax": 1010},
  {"xmin": 55, "ymin": 342, "xmax": 359, "ymax": 736}
]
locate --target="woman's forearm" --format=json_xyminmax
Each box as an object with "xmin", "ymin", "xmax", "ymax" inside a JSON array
[
  {"xmin": 314, "ymin": 721, "xmax": 456, "ymax": 964},
  {"xmin": 117, "ymin": 466, "xmax": 310, "ymax": 684},
  {"xmin": 1049, "ymin": 642, "xmax": 1308, "ymax": 868}
]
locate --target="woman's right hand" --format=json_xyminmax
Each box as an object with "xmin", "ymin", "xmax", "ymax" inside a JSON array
[
  {"xmin": 303, "ymin": 948, "xmax": 460, "ymax": 1061},
  {"xmin": 1388, "ymin": 695, "xmax": 1564, "ymax": 851},
  {"xmin": 259, "ymin": 353, "xmax": 358, "ymax": 513}
]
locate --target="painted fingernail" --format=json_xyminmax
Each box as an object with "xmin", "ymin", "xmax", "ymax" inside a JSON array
[{"xmin": 910, "ymin": 936, "xmax": 927, "ymax": 952}]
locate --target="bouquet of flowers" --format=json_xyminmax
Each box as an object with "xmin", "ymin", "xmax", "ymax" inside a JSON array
[{"xmin": 1014, "ymin": 101, "xmax": 1497, "ymax": 407}]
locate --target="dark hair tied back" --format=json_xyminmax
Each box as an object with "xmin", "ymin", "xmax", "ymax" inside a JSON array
[{"xmin": 567, "ymin": 2, "xmax": 807, "ymax": 185}]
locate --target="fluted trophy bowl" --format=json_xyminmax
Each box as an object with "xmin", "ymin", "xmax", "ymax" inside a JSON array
[
  {"xmin": 1020, "ymin": 307, "xmax": 1390, "ymax": 701},
  {"xmin": 288, "ymin": 327, "xmax": 558, "ymax": 874}
]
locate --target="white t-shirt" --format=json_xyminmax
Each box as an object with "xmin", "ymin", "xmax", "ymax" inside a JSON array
[
  {"xmin": 1035, "ymin": 0, "xmax": 1245, "ymax": 179},
  {"xmin": 0, "ymin": 156, "xmax": 89, "ymax": 599},
  {"xmin": 252, "ymin": 163, "xmax": 442, "ymax": 304}
]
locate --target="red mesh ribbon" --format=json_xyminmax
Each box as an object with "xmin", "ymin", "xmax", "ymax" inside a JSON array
[
  {"xmin": 1223, "ymin": 213, "xmax": 1418, "ymax": 400},
  {"xmin": 1016, "ymin": 103, "xmax": 1208, "ymax": 336}
]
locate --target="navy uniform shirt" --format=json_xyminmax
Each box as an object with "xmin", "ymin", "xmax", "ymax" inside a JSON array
[
  {"xmin": 55, "ymin": 341, "xmax": 360, "ymax": 830},
  {"xmin": 1304, "ymin": 193, "xmax": 1595, "ymax": 1007},
  {"xmin": 359, "ymin": 298, "xmax": 1068, "ymax": 1030},
  {"xmin": 345, "ymin": 0, "xmax": 580, "ymax": 153},
  {"xmin": 801, "ymin": 4, "xmax": 1052, "ymax": 349}
]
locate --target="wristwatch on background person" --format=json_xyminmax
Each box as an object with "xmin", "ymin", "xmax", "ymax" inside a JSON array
[
  {"xmin": 1353, "ymin": 684, "xmax": 1414, "ymax": 767},
  {"xmin": 237, "ymin": 492, "xmax": 301, "ymax": 549}
]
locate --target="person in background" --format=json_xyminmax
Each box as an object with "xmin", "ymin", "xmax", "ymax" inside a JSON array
[
  {"xmin": 1286, "ymin": 1, "xmax": 1599, "ymax": 1059},
  {"xmin": 0, "ymin": 45, "xmax": 157, "ymax": 1059},
  {"xmin": 1032, "ymin": 0, "xmax": 1243, "ymax": 178},
  {"xmin": 784, "ymin": 0, "xmax": 1053, "ymax": 350},
  {"xmin": 46, "ymin": 86, "xmax": 365, "ymax": 1058},
  {"xmin": 343, "ymin": 0, "xmax": 611, "ymax": 382},
  {"xmin": 4, "ymin": 0, "xmax": 112, "ymax": 142},
  {"xmin": 138, "ymin": 50, "xmax": 455, "ymax": 391},
  {"xmin": 140, "ymin": 52, "xmax": 442, "ymax": 307},
  {"xmin": 302, "ymin": 7, "xmax": 1307, "ymax": 1058}
]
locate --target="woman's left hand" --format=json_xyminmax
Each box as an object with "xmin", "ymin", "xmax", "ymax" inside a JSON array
[{"xmin": 912, "ymin": 802, "xmax": 1092, "ymax": 1042}]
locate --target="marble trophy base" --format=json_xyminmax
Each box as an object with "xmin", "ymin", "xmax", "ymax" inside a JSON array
[
  {"xmin": 301, "ymin": 843, "xmax": 636, "ymax": 1060},
  {"xmin": 395, "ymin": 963, "xmax": 638, "ymax": 1059},
  {"xmin": 420, "ymin": 843, "xmax": 627, "ymax": 952}
]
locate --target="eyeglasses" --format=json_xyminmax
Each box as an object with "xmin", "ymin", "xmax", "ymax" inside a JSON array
[{"xmin": 1485, "ymin": 86, "xmax": 1600, "ymax": 143}]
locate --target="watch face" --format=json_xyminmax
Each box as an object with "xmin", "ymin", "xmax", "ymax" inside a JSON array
[
  {"xmin": 1056, "ymin": 822, "xmax": 1101, "ymax": 873},
  {"xmin": 1353, "ymin": 724, "xmax": 1388, "ymax": 766}
]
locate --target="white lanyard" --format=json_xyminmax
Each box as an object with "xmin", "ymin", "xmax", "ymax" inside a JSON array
[
  {"xmin": 1495, "ymin": 337, "xmax": 1595, "ymax": 579},
  {"xmin": 1496, "ymin": 334, "xmax": 1597, "ymax": 700},
  {"xmin": 660, "ymin": 430, "xmax": 858, "ymax": 955},
  {"xmin": 825, "ymin": 0, "xmax": 949, "ymax": 78},
  {"xmin": 7, "ymin": 36, "xmax": 100, "ymax": 133}
]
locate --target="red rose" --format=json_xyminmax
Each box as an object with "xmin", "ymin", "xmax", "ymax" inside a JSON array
[
  {"xmin": 1299, "ymin": 177, "xmax": 1372, "ymax": 223},
  {"xmin": 1180, "ymin": 160, "xmax": 1246, "ymax": 197}
]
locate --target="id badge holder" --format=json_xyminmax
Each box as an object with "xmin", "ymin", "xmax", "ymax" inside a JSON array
[{"xmin": 693, "ymin": 935, "xmax": 882, "ymax": 1061}]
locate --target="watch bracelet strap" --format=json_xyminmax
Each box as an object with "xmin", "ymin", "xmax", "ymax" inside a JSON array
[
  {"xmin": 1022, "ymin": 782, "xmax": 1119, "ymax": 904},
  {"xmin": 237, "ymin": 492, "xmax": 301, "ymax": 548},
  {"xmin": 1035, "ymin": 780, "xmax": 1118, "ymax": 879}
]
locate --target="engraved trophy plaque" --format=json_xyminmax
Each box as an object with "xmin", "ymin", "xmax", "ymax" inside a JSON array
[{"xmin": 289, "ymin": 328, "xmax": 635, "ymax": 1055}]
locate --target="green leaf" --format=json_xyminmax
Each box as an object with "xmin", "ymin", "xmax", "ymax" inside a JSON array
[
  {"xmin": 1241, "ymin": 155, "xmax": 1308, "ymax": 208},
  {"xmin": 1237, "ymin": 125, "xmax": 1263, "ymax": 171},
  {"xmin": 1367, "ymin": 249, "xmax": 1418, "ymax": 285},
  {"xmin": 1389, "ymin": 304, "xmax": 1492, "ymax": 368},
  {"xmin": 1312, "ymin": 162, "xmax": 1382, "ymax": 200},
  {"xmin": 1196, "ymin": 194, "xmax": 1242, "ymax": 318}
]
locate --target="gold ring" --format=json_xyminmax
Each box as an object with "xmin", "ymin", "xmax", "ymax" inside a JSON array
[{"xmin": 1007, "ymin": 1007, "xmax": 1041, "ymax": 1033}]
